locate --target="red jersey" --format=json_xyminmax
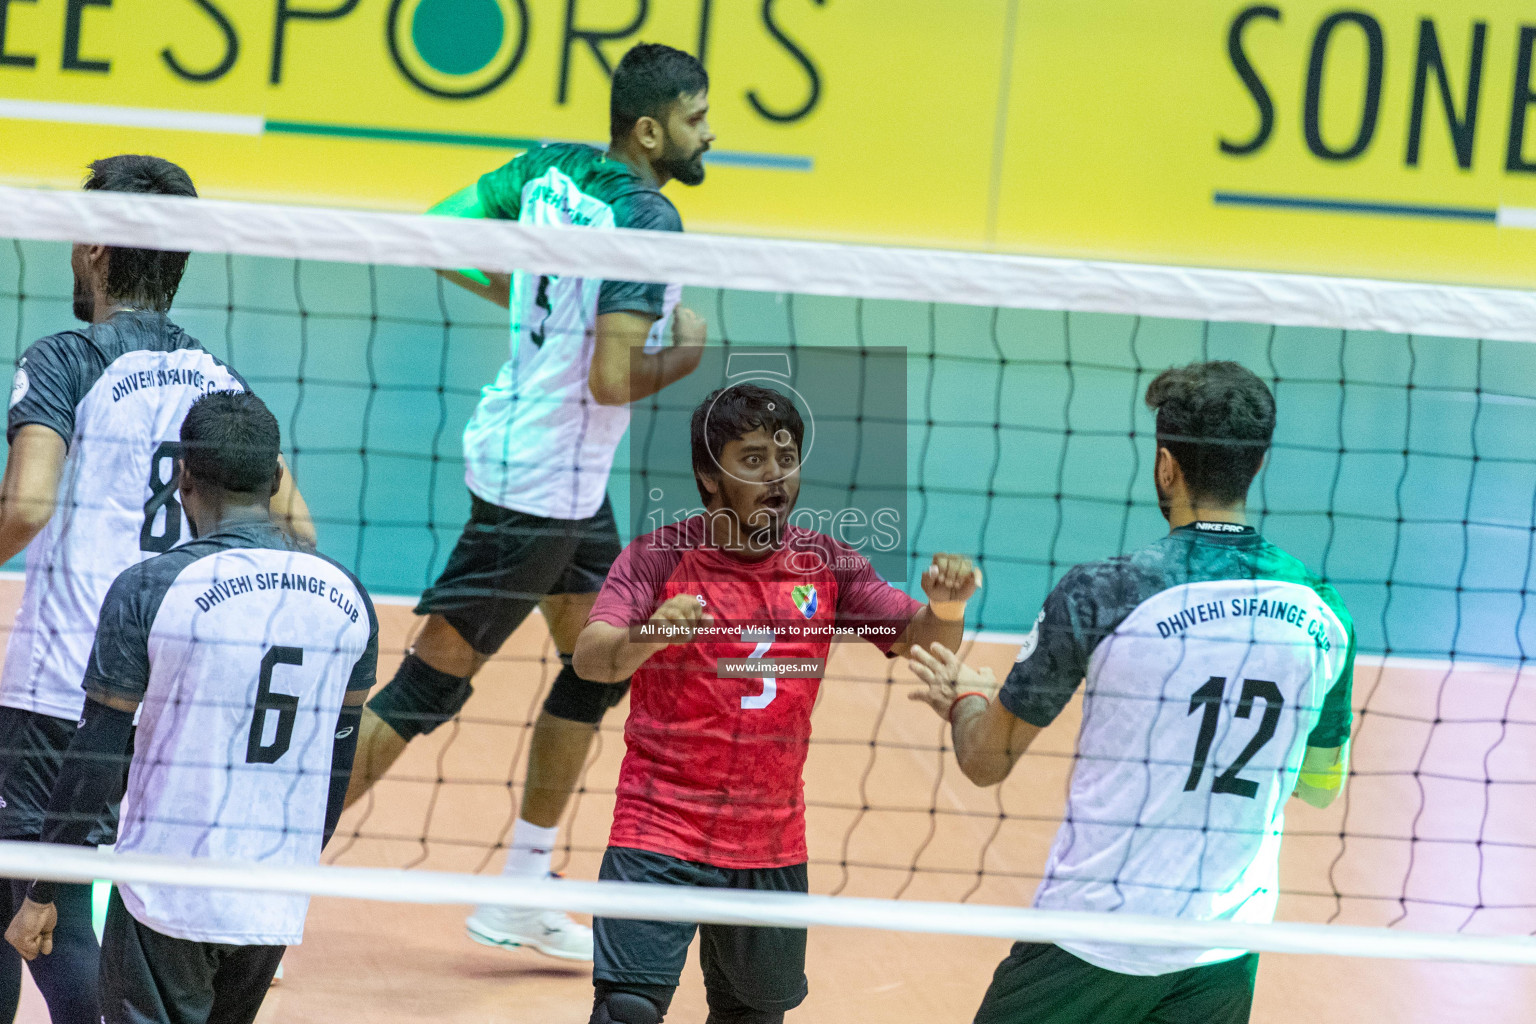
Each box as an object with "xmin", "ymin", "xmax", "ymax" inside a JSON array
[{"xmin": 590, "ymin": 518, "xmax": 922, "ymax": 869}]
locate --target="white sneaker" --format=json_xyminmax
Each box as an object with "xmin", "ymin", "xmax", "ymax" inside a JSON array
[{"xmin": 465, "ymin": 906, "xmax": 594, "ymax": 961}]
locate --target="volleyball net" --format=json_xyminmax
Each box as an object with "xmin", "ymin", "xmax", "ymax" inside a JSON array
[{"xmin": 3, "ymin": 184, "xmax": 1536, "ymax": 966}]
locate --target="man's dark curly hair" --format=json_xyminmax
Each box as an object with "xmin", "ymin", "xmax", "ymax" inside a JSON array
[
  {"xmin": 610, "ymin": 43, "xmax": 708, "ymax": 142},
  {"xmin": 84, "ymin": 155, "xmax": 197, "ymax": 311},
  {"xmin": 181, "ymin": 390, "xmax": 280, "ymax": 494},
  {"xmin": 690, "ymin": 384, "xmax": 804, "ymax": 505},
  {"xmin": 1145, "ymin": 360, "xmax": 1275, "ymax": 505}
]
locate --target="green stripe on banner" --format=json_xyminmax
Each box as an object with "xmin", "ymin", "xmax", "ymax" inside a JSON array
[
  {"xmin": 266, "ymin": 120, "xmax": 541, "ymax": 150},
  {"xmin": 1213, "ymin": 191, "xmax": 1497, "ymax": 223}
]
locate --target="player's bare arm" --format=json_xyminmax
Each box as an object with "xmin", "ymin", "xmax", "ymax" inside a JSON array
[
  {"xmin": 0, "ymin": 424, "xmax": 66, "ymax": 563},
  {"xmin": 908, "ymin": 642, "xmax": 1041, "ymax": 787},
  {"xmin": 588, "ymin": 306, "xmax": 707, "ymax": 406},
  {"xmin": 573, "ymin": 593, "xmax": 713, "ymax": 682},
  {"xmin": 888, "ymin": 553, "xmax": 982, "ymax": 657},
  {"xmin": 426, "ymin": 185, "xmax": 511, "ymax": 307}
]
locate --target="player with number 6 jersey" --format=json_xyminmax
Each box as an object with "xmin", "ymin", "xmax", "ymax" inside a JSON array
[
  {"xmin": 908, "ymin": 361, "xmax": 1355, "ymax": 1024},
  {"xmin": 572, "ymin": 384, "xmax": 981, "ymax": 1024},
  {"xmin": 4, "ymin": 391, "xmax": 374, "ymax": 1024},
  {"xmin": 0, "ymin": 156, "xmax": 312, "ymax": 1024}
]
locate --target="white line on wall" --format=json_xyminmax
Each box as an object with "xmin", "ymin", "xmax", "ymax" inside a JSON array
[{"xmin": 0, "ymin": 99, "xmax": 263, "ymax": 136}]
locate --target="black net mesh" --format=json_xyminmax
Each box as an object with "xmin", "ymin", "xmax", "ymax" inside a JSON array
[{"xmin": 2, "ymin": 236, "xmax": 1534, "ymax": 941}]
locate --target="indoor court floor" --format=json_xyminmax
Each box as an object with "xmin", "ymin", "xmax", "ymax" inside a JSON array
[{"xmin": 10, "ymin": 592, "xmax": 1536, "ymax": 1023}]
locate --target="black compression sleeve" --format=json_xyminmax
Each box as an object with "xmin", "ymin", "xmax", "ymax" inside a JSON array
[
  {"xmin": 322, "ymin": 702, "xmax": 363, "ymax": 848},
  {"xmin": 27, "ymin": 700, "xmax": 135, "ymax": 904}
]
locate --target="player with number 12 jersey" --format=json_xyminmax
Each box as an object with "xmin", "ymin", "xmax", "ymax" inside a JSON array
[{"xmin": 908, "ymin": 361, "xmax": 1355, "ymax": 1024}]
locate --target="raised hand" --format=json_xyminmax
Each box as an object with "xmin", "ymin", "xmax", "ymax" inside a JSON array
[
  {"xmin": 672, "ymin": 307, "xmax": 707, "ymax": 349},
  {"xmin": 921, "ymin": 553, "xmax": 982, "ymax": 608},
  {"xmin": 647, "ymin": 592, "xmax": 714, "ymax": 644}
]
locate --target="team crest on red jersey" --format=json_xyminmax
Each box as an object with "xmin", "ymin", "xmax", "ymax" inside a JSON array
[{"xmin": 791, "ymin": 584, "xmax": 818, "ymax": 618}]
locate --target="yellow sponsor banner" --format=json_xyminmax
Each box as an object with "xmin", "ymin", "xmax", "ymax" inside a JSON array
[
  {"xmin": 0, "ymin": 0, "xmax": 1008, "ymax": 249},
  {"xmin": 3, "ymin": 1, "xmax": 1536, "ymax": 286},
  {"xmin": 1000, "ymin": 2, "xmax": 1536, "ymax": 288}
]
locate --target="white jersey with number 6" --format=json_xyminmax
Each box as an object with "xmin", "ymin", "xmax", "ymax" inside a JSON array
[
  {"xmin": 3, "ymin": 311, "xmax": 245, "ymax": 721},
  {"xmin": 999, "ymin": 522, "xmax": 1355, "ymax": 976},
  {"xmin": 86, "ymin": 521, "xmax": 378, "ymax": 946}
]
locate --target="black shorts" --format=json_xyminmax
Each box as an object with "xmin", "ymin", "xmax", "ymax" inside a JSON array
[
  {"xmin": 416, "ymin": 493, "xmax": 623, "ymax": 656},
  {"xmin": 0, "ymin": 705, "xmax": 117, "ymax": 845},
  {"xmin": 99, "ymin": 888, "xmax": 284, "ymax": 1024},
  {"xmin": 973, "ymin": 942, "xmax": 1258, "ymax": 1024},
  {"xmin": 594, "ymin": 846, "xmax": 809, "ymax": 1014}
]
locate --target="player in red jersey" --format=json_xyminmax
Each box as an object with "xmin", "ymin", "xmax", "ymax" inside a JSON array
[{"xmin": 573, "ymin": 383, "xmax": 981, "ymax": 1024}]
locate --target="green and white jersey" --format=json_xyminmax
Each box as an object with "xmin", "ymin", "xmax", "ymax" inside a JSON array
[
  {"xmin": 465, "ymin": 143, "xmax": 681, "ymax": 519},
  {"xmin": 1000, "ymin": 521, "xmax": 1354, "ymax": 976}
]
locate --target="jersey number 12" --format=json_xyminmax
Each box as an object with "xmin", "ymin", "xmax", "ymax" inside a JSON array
[{"xmin": 1184, "ymin": 675, "xmax": 1284, "ymax": 799}]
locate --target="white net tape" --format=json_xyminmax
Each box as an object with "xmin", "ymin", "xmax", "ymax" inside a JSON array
[
  {"xmin": 10, "ymin": 844, "xmax": 1536, "ymax": 966},
  {"xmin": 4, "ymin": 184, "xmax": 1536, "ymax": 342}
]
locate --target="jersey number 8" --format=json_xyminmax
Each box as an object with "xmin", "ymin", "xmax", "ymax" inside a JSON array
[{"xmin": 140, "ymin": 441, "xmax": 183, "ymax": 553}]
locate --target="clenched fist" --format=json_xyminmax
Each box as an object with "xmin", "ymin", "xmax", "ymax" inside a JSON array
[
  {"xmin": 672, "ymin": 307, "xmax": 707, "ymax": 349},
  {"xmin": 5, "ymin": 897, "xmax": 55, "ymax": 962},
  {"xmin": 647, "ymin": 593, "xmax": 714, "ymax": 643}
]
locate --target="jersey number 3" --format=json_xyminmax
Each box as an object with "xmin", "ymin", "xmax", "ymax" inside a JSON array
[
  {"xmin": 1184, "ymin": 676, "xmax": 1284, "ymax": 799},
  {"xmin": 741, "ymin": 636, "xmax": 777, "ymax": 710},
  {"xmin": 247, "ymin": 646, "xmax": 303, "ymax": 765}
]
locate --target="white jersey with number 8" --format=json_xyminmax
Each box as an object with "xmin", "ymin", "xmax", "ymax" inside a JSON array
[{"xmin": 2, "ymin": 312, "xmax": 246, "ymax": 722}]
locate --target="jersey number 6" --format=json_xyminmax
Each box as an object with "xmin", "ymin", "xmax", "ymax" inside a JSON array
[
  {"xmin": 247, "ymin": 645, "xmax": 303, "ymax": 765},
  {"xmin": 1184, "ymin": 675, "xmax": 1284, "ymax": 799}
]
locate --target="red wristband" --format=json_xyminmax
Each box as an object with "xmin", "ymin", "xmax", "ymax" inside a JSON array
[{"xmin": 949, "ymin": 691, "xmax": 989, "ymax": 724}]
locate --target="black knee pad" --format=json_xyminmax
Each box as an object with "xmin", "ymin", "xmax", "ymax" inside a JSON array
[
  {"xmin": 543, "ymin": 657, "xmax": 629, "ymax": 725},
  {"xmin": 366, "ymin": 654, "xmax": 473, "ymax": 741},
  {"xmin": 593, "ymin": 991, "xmax": 665, "ymax": 1024}
]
